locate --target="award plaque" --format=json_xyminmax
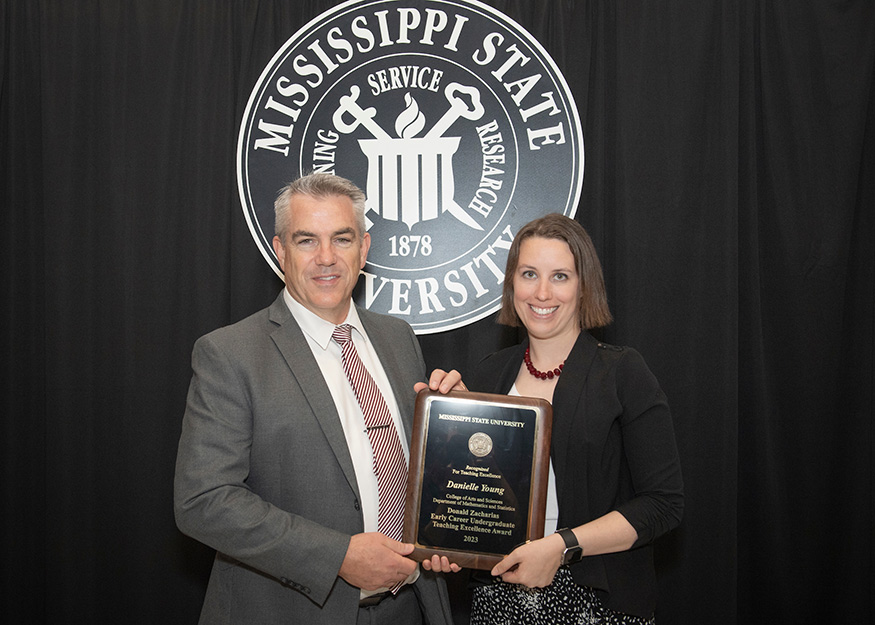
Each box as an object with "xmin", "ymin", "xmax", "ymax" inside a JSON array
[{"xmin": 403, "ymin": 390, "xmax": 552, "ymax": 570}]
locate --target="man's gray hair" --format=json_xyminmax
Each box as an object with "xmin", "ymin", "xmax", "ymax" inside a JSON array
[{"xmin": 274, "ymin": 172, "xmax": 367, "ymax": 241}]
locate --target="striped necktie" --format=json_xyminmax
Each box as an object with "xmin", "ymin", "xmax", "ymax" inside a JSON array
[{"xmin": 331, "ymin": 324, "xmax": 407, "ymax": 544}]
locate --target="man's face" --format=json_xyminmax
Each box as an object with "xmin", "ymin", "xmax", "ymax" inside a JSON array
[{"xmin": 272, "ymin": 194, "xmax": 370, "ymax": 325}]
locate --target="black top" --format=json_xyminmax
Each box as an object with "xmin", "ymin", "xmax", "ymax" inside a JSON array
[{"xmin": 469, "ymin": 331, "xmax": 684, "ymax": 618}]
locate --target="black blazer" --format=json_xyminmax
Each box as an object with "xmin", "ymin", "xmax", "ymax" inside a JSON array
[{"xmin": 469, "ymin": 331, "xmax": 683, "ymax": 618}]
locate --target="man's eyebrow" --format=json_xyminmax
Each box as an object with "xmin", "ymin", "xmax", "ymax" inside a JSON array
[{"xmin": 291, "ymin": 227, "xmax": 357, "ymax": 239}]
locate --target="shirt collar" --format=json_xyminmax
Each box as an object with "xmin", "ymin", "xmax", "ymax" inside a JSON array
[{"xmin": 281, "ymin": 288, "xmax": 365, "ymax": 349}]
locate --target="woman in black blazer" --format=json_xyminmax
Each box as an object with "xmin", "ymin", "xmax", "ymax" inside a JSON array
[{"xmin": 467, "ymin": 214, "xmax": 683, "ymax": 624}]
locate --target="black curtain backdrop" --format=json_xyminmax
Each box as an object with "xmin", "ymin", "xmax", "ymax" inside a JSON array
[{"xmin": 2, "ymin": 1, "xmax": 873, "ymax": 623}]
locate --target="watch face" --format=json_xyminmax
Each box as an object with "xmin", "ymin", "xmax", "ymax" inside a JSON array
[{"xmin": 563, "ymin": 546, "xmax": 582, "ymax": 565}]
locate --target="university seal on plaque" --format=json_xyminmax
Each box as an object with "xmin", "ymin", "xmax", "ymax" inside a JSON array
[
  {"xmin": 238, "ymin": 0, "xmax": 584, "ymax": 333},
  {"xmin": 467, "ymin": 432, "xmax": 493, "ymax": 457}
]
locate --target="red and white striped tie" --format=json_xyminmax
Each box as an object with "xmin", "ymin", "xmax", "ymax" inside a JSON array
[{"xmin": 332, "ymin": 324, "xmax": 407, "ymax": 544}]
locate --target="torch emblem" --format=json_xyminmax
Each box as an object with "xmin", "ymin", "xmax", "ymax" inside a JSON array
[{"xmin": 333, "ymin": 82, "xmax": 485, "ymax": 231}]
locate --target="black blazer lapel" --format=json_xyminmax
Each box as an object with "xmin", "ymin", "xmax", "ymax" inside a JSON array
[
  {"xmin": 487, "ymin": 340, "xmax": 528, "ymax": 395},
  {"xmin": 550, "ymin": 331, "xmax": 599, "ymax": 520}
]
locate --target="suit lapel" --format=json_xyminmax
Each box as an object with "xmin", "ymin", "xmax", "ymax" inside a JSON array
[
  {"xmin": 358, "ymin": 307, "xmax": 416, "ymax": 437},
  {"xmin": 267, "ymin": 293, "xmax": 360, "ymax": 497},
  {"xmin": 550, "ymin": 332, "xmax": 598, "ymax": 512},
  {"xmin": 496, "ymin": 341, "xmax": 528, "ymax": 394}
]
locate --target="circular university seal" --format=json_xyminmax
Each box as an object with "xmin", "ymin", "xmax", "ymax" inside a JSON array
[
  {"xmin": 467, "ymin": 432, "xmax": 493, "ymax": 458},
  {"xmin": 238, "ymin": 0, "xmax": 583, "ymax": 333}
]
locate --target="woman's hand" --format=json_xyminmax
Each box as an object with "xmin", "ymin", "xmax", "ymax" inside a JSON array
[
  {"xmin": 414, "ymin": 369, "xmax": 467, "ymax": 394},
  {"xmin": 493, "ymin": 513, "xmax": 638, "ymax": 588},
  {"xmin": 420, "ymin": 553, "xmax": 462, "ymax": 574},
  {"xmin": 491, "ymin": 533, "xmax": 565, "ymax": 588}
]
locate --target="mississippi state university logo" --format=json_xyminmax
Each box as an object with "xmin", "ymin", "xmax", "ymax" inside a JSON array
[{"xmin": 238, "ymin": 0, "xmax": 583, "ymax": 333}]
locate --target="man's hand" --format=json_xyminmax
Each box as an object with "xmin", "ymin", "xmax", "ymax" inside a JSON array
[
  {"xmin": 414, "ymin": 369, "xmax": 467, "ymax": 395},
  {"xmin": 338, "ymin": 533, "xmax": 419, "ymax": 591}
]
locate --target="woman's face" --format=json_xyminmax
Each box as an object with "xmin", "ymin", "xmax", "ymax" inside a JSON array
[{"xmin": 512, "ymin": 236, "xmax": 581, "ymax": 341}]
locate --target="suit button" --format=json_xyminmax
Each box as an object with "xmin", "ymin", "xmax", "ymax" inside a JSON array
[{"xmin": 354, "ymin": 499, "xmax": 361, "ymax": 511}]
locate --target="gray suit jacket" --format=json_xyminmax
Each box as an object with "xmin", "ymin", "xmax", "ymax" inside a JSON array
[{"xmin": 174, "ymin": 292, "xmax": 453, "ymax": 624}]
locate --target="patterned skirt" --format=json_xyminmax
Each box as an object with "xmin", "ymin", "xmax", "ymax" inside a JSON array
[{"xmin": 470, "ymin": 567, "xmax": 655, "ymax": 625}]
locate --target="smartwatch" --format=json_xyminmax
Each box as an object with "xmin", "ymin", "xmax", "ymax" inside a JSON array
[{"xmin": 557, "ymin": 528, "xmax": 583, "ymax": 566}]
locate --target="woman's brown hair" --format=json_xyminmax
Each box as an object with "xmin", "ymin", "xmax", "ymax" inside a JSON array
[{"xmin": 497, "ymin": 213, "xmax": 613, "ymax": 330}]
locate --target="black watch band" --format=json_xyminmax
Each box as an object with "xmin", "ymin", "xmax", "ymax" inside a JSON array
[{"xmin": 557, "ymin": 528, "xmax": 583, "ymax": 566}]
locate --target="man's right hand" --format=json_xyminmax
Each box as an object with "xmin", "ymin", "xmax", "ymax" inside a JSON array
[{"xmin": 338, "ymin": 532, "xmax": 418, "ymax": 591}]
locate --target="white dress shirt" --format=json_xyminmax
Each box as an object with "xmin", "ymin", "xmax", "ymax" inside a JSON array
[
  {"xmin": 282, "ymin": 291, "xmax": 418, "ymax": 593},
  {"xmin": 509, "ymin": 383, "xmax": 559, "ymax": 535}
]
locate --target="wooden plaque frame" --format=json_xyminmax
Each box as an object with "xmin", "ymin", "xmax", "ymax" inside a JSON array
[{"xmin": 403, "ymin": 390, "xmax": 552, "ymax": 570}]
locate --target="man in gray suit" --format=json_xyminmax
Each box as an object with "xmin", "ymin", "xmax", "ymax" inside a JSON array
[{"xmin": 175, "ymin": 173, "xmax": 461, "ymax": 624}]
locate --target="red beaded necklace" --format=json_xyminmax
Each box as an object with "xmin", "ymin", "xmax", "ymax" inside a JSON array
[{"xmin": 524, "ymin": 347, "xmax": 564, "ymax": 380}]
